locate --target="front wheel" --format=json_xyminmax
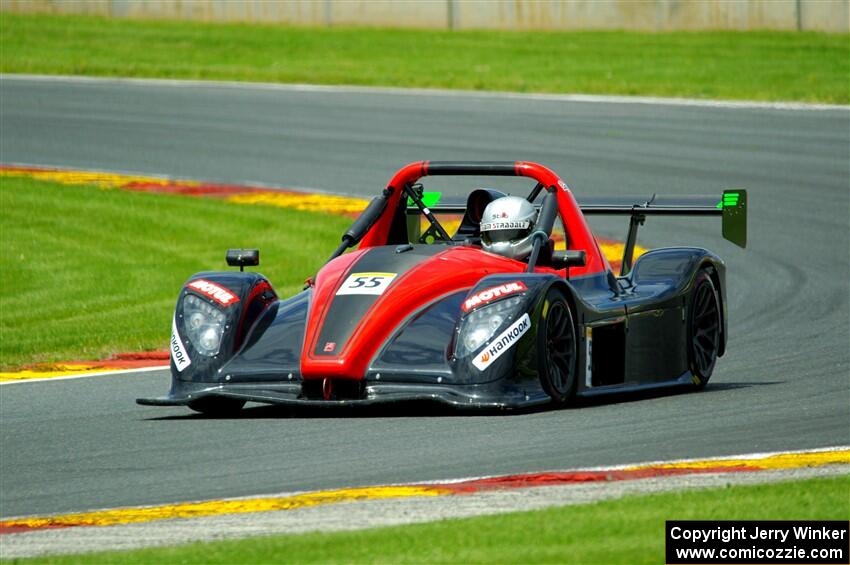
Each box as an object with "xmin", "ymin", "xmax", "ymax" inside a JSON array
[
  {"xmin": 188, "ymin": 396, "xmax": 246, "ymax": 417},
  {"xmin": 537, "ymin": 288, "xmax": 578, "ymax": 405},
  {"xmin": 687, "ymin": 270, "xmax": 722, "ymax": 388}
]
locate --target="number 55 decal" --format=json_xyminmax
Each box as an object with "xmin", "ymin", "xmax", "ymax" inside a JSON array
[{"xmin": 336, "ymin": 272, "xmax": 398, "ymax": 296}]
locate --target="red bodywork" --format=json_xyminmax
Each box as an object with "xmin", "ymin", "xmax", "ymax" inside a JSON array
[{"xmin": 300, "ymin": 161, "xmax": 611, "ymax": 381}]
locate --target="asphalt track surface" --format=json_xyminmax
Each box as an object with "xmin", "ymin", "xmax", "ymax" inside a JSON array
[{"xmin": 1, "ymin": 76, "xmax": 848, "ymax": 518}]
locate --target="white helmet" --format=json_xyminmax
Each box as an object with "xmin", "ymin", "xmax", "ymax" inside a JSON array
[{"xmin": 480, "ymin": 196, "xmax": 538, "ymax": 260}]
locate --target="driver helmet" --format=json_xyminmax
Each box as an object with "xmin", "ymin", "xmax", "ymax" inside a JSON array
[{"xmin": 480, "ymin": 196, "xmax": 538, "ymax": 260}]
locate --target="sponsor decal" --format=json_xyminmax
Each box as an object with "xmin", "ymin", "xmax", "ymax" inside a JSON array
[
  {"xmin": 170, "ymin": 317, "xmax": 191, "ymax": 372},
  {"xmin": 463, "ymin": 281, "xmax": 527, "ymax": 312},
  {"xmin": 187, "ymin": 279, "xmax": 240, "ymax": 307},
  {"xmin": 336, "ymin": 272, "xmax": 397, "ymax": 296},
  {"xmin": 585, "ymin": 326, "xmax": 593, "ymax": 387},
  {"xmin": 323, "ymin": 342, "xmax": 336, "ymax": 353},
  {"xmin": 479, "ymin": 220, "xmax": 530, "ymax": 232},
  {"xmin": 472, "ymin": 313, "xmax": 531, "ymax": 371}
]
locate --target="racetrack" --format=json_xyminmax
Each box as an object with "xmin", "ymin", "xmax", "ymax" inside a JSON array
[{"xmin": 1, "ymin": 75, "xmax": 848, "ymax": 519}]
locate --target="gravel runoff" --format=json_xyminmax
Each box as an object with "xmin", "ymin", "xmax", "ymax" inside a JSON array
[{"xmin": 2, "ymin": 465, "xmax": 847, "ymax": 559}]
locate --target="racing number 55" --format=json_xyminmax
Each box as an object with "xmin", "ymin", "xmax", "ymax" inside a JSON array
[
  {"xmin": 350, "ymin": 276, "xmax": 384, "ymax": 288},
  {"xmin": 336, "ymin": 272, "xmax": 398, "ymax": 296}
]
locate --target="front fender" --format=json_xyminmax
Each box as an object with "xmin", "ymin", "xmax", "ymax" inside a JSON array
[
  {"xmin": 170, "ymin": 271, "xmax": 277, "ymax": 382},
  {"xmin": 450, "ymin": 273, "xmax": 562, "ymax": 384}
]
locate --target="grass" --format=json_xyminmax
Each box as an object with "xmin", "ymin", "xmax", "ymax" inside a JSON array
[
  {"xmin": 0, "ymin": 176, "xmax": 349, "ymax": 369},
  {"xmin": 8, "ymin": 474, "xmax": 849, "ymax": 564},
  {"xmin": 1, "ymin": 13, "xmax": 848, "ymax": 103}
]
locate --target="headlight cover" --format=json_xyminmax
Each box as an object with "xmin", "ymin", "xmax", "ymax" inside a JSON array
[
  {"xmin": 183, "ymin": 294, "xmax": 226, "ymax": 356},
  {"xmin": 455, "ymin": 296, "xmax": 524, "ymax": 358}
]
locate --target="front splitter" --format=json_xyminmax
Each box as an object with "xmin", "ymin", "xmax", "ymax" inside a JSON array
[{"xmin": 136, "ymin": 379, "xmax": 550, "ymax": 410}]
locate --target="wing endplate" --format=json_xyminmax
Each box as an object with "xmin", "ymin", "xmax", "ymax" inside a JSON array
[{"xmin": 721, "ymin": 189, "xmax": 747, "ymax": 248}]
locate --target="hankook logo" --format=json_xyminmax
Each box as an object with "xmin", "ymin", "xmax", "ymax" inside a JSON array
[
  {"xmin": 170, "ymin": 317, "xmax": 191, "ymax": 372},
  {"xmin": 472, "ymin": 313, "xmax": 531, "ymax": 371}
]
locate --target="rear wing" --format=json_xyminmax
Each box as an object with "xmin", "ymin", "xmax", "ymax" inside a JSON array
[
  {"xmin": 577, "ymin": 191, "xmax": 747, "ymax": 248},
  {"xmin": 406, "ymin": 189, "xmax": 747, "ymax": 275},
  {"xmin": 577, "ymin": 190, "xmax": 746, "ymax": 274}
]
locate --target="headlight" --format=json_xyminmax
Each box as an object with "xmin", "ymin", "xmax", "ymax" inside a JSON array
[
  {"xmin": 456, "ymin": 296, "xmax": 524, "ymax": 357},
  {"xmin": 183, "ymin": 294, "xmax": 226, "ymax": 356}
]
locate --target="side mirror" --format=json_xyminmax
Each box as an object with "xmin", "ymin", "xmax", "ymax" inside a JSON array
[
  {"xmin": 551, "ymin": 250, "xmax": 586, "ymax": 270},
  {"xmin": 226, "ymin": 249, "xmax": 259, "ymax": 271}
]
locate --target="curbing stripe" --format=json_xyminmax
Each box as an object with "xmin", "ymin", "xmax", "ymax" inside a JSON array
[
  {"xmin": 0, "ymin": 365, "xmax": 168, "ymax": 385},
  {"xmin": 227, "ymin": 190, "xmax": 368, "ymax": 216},
  {"xmin": 2, "ymin": 447, "xmax": 847, "ymax": 534},
  {"xmin": 0, "ymin": 486, "xmax": 449, "ymax": 534},
  {"xmin": 641, "ymin": 449, "xmax": 850, "ymax": 471},
  {"xmin": 0, "ymin": 164, "xmax": 370, "ymax": 217},
  {"xmin": 410, "ymin": 445, "xmax": 850, "ymax": 485}
]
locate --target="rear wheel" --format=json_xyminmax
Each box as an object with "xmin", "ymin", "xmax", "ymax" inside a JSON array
[
  {"xmin": 688, "ymin": 271, "xmax": 722, "ymax": 388},
  {"xmin": 188, "ymin": 396, "xmax": 246, "ymax": 417},
  {"xmin": 537, "ymin": 288, "xmax": 578, "ymax": 405}
]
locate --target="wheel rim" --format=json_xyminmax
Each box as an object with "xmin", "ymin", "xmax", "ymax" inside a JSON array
[
  {"xmin": 691, "ymin": 281, "xmax": 720, "ymax": 376},
  {"xmin": 545, "ymin": 302, "xmax": 576, "ymax": 394}
]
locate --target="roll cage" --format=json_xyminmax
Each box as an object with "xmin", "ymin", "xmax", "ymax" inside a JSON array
[
  {"xmin": 339, "ymin": 161, "xmax": 610, "ymax": 278},
  {"xmin": 325, "ymin": 161, "xmax": 746, "ymax": 280}
]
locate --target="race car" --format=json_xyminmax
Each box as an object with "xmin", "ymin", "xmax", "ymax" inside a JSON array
[{"xmin": 138, "ymin": 161, "xmax": 746, "ymax": 415}]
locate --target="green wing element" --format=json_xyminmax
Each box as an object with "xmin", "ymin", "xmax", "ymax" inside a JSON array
[{"xmin": 721, "ymin": 189, "xmax": 747, "ymax": 248}]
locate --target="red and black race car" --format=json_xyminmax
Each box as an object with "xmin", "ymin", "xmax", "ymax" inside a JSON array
[{"xmin": 138, "ymin": 161, "xmax": 746, "ymax": 415}]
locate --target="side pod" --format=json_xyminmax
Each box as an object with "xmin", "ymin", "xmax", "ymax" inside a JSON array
[{"xmin": 628, "ymin": 248, "xmax": 727, "ymax": 355}]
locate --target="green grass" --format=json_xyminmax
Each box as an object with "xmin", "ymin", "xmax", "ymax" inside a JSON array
[
  {"xmin": 0, "ymin": 176, "xmax": 349, "ymax": 369},
  {"xmin": 1, "ymin": 13, "xmax": 848, "ymax": 103},
  {"xmin": 9, "ymin": 475, "xmax": 849, "ymax": 564}
]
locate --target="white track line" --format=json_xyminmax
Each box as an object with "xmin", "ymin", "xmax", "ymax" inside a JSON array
[
  {"xmin": 0, "ymin": 365, "xmax": 168, "ymax": 386},
  {"xmin": 3, "ymin": 73, "xmax": 847, "ymax": 111}
]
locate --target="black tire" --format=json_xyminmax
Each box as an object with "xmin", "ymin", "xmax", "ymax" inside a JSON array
[
  {"xmin": 187, "ymin": 396, "xmax": 246, "ymax": 417},
  {"xmin": 537, "ymin": 288, "xmax": 578, "ymax": 405},
  {"xmin": 687, "ymin": 270, "xmax": 722, "ymax": 388}
]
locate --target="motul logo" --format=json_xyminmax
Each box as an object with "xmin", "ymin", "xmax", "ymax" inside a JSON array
[
  {"xmin": 187, "ymin": 279, "xmax": 239, "ymax": 306},
  {"xmin": 462, "ymin": 281, "xmax": 527, "ymax": 312}
]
